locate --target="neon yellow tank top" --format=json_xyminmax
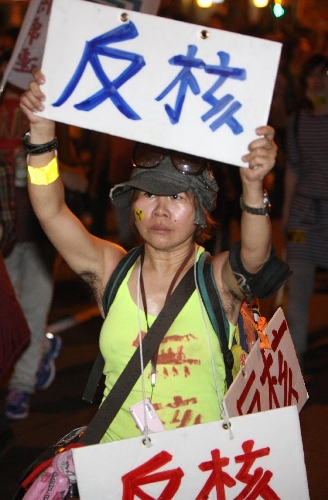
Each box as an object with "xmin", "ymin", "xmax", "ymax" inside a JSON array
[{"xmin": 99, "ymin": 248, "xmax": 236, "ymax": 443}]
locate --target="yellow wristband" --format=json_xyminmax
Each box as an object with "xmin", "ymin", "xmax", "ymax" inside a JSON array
[{"xmin": 27, "ymin": 157, "xmax": 59, "ymax": 186}]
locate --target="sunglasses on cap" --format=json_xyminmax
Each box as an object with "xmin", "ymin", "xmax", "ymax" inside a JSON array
[{"xmin": 132, "ymin": 143, "xmax": 209, "ymax": 176}]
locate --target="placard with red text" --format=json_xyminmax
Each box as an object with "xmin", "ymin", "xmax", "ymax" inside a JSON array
[
  {"xmin": 73, "ymin": 405, "xmax": 309, "ymax": 499},
  {"xmin": 224, "ymin": 307, "xmax": 308, "ymax": 417}
]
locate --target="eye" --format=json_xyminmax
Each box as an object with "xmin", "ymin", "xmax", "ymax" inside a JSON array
[{"xmin": 141, "ymin": 191, "xmax": 155, "ymax": 198}]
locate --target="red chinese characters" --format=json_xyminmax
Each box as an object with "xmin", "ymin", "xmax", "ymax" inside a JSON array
[
  {"xmin": 120, "ymin": 440, "xmax": 280, "ymax": 499},
  {"xmin": 236, "ymin": 319, "xmax": 300, "ymax": 415}
]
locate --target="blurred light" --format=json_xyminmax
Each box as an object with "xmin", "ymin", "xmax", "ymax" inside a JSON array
[
  {"xmin": 273, "ymin": 2, "xmax": 285, "ymax": 17},
  {"xmin": 213, "ymin": 0, "xmax": 225, "ymax": 3},
  {"xmin": 197, "ymin": 0, "xmax": 213, "ymax": 8},
  {"xmin": 253, "ymin": 0, "xmax": 269, "ymax": 7}
]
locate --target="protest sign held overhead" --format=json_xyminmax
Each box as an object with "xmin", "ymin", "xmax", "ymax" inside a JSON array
[{"xmin": 37, "ymin": 0, "xmax": 281, "ymax": 166}]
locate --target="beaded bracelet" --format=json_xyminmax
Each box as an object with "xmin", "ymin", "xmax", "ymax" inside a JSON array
[{"xmin": 27, "ymin": 157, "xmax": 59, "ymax": 185}]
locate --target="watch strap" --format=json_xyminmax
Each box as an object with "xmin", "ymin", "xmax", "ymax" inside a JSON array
[{"xmin": 240, "ymin": 190, "xmax": 271, "ymax": 216}]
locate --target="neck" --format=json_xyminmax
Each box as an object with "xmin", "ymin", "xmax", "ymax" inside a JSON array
[
  {"xmin": 139, "ymin": 243, "xmax": 196, "ymax": 318},
  {"xmin": 142, "ymin": 242, "xmax": 196, "ymax": 273}
]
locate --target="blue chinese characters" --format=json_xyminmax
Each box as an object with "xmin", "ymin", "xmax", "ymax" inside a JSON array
[
  {"xmin": 53, "ymin": 21, "xmax": 247, "ymax": 134},
  {"xmin": 52, "ymin": 22, "xmax": 145, "ymax": 120}
]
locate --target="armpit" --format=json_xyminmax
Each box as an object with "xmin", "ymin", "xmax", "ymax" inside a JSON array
[
  {"xmin": 79, "ymin": 269, "xmax": 103, "ymax": 302},
  {"xmin": 219, "ymin": 282, "xmax": 241, "ymax": 325}
]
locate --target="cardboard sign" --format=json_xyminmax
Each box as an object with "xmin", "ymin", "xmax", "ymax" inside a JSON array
[
  {"xmin": 38, "ymin": 0, "xmax": 282, "ymax": 166},
  {"xmin": 0, "ymin": 0, "xmax": 161, "ymax": 92},
  {"xmin": 224, "ymin": 308, "xmax": 308, "ymax": 418},
  {"xmin": 72, "ymin": 405, "xmax": 309, "ymax": 499}
]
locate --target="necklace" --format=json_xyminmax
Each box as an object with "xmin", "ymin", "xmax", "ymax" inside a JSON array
[{"xmin": 139, "ymin": 244, "xmax": 195, "ymax": 391}]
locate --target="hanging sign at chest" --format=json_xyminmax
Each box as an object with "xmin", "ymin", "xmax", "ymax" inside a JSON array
[
  {"xmin": 224, "ymin": 308, "xmax": 309, "ymax": 417},
  {"xmin": 38, "ymin": 0, "xmax": 282, "ymax": 167},
  {"xmin": 73, "ymin": 405, "xmax": 309, "ymax": 499}
]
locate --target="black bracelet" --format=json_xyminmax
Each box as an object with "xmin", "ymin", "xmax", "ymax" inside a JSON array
[
  {"xmin": 22, "ymin": 131, "xmax": 58, "ymax": 156},
  {"xmin": 240, "ymin": 190, "xmax": 271, "ymax": 216}
]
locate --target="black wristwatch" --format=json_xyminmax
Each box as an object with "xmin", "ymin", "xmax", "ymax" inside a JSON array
[
  {"xmin": 240, "ymin": 190, "xmax": 271, "ymax": 216},
  {"xmin": 22, "ymin": 131, "xmax": 58, "ymax": 156}
]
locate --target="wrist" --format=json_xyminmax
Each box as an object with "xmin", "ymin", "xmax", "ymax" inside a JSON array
[
  {"xmin": 240, "ymin": 183, "xmax": 266, "ymax": 206},
  {"xmin": 240, "ymin": 190, "xmax": 271, "ymax": 216},
  {"xmin": 29, "ymin": 122, "xmax": 56, "ymax": 145},
  {"xmin": 23, "ymin": 131, "xmax": 57, "ymax": 156}
]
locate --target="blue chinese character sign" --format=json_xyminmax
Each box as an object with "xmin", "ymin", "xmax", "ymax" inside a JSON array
[{"xmin": 39, "ymin": 0, "xmax": 282, "ymax": 166}]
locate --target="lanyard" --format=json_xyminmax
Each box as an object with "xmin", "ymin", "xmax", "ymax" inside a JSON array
[{"xmin": 139, "ymin": 244, "xmax": 195, "ymax": 391}]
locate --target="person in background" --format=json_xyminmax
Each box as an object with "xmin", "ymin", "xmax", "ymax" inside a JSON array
[
  {"xmin": 0, "ymin": 50, "xmax": 62, "ymax": 420},
  {"xmin": 281, "ymin": 53, "xmax": 328, "ymax": 368},
  {"xmin": 0, "ymin": 156, "xmax": 31, "ymax": 458}
]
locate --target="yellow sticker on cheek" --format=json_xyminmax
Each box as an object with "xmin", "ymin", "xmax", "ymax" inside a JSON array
[{"xmin": 135, "ymin": 208, "xmax": 144, "ymax": 221}]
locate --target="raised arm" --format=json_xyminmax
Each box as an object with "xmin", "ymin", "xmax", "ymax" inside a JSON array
[
  {"xmin": 237, "ymin": 125, "xmax": 275, "ymax": 276},
  {"xmin": 212, "ymin": 126, "xmax": 289, "ymax": 323},
  {"xmin": 20, "ymin": 70, "xmax": 125, "ymax": 298}
]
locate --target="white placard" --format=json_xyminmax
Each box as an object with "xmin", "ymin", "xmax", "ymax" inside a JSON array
[
  {"xmin": 39, "ymin": 0, "xmax": 282, "ymax": 166},
  {"xmin": 0, "ymin": 0, "xmax": 160, "ymax": 92},
  {"xmin": 73, "ymin": 406, "xmax": 309, "ymax": 499},
  {"xmin": 224, "ymin": 308, "xmax": 308, "ymax": 417}
]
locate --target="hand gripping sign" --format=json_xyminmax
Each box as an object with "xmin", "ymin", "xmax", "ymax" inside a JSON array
[{"xmin": 36, "ymin": 0, "xmax": 281, "ymax": 166}]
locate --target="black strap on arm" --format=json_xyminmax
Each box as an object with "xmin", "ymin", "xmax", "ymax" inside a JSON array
[
  {"xmin": 79, "ymin": 265, "xmax": 195, "ymax": 446},
  {"xmin": 229, "ymin": 241, "xmax": 291, "ymax": 300},
  {"xmin": 102, "ymin": 246, "xmax": 143, "ymax": 316}
]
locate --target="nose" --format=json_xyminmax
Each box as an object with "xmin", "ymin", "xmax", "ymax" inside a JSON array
[{"xmin": 153, "ymin": 196, "xmax": 169, "ymax": 217}]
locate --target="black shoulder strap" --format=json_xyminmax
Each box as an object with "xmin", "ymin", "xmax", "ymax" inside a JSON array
[
  {"xmin": 80, "ymin": 266, "xmax": 195, "ymax": 445},
  {"xmin": 101, "ymin": 245, "xmax": 143, "ymax": 316},
  {"xmin": 196, "ymin": 252, "xmax": 233, "ymax": 388},
  {"xmin": 82, "ymin": 246, "xmax": 143, "ymax": 403}
]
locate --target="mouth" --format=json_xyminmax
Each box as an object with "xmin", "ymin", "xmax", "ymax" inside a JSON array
[{"xmin": 150, "ymin": 224, "xmax": 171, "ymax": 233}]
